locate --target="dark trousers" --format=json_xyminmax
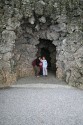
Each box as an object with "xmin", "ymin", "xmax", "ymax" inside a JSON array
[
  {"xmin": 39, "ymin": 68, "xmax": 43, "ymax": 75},
  {"xmin": 34, "ymin": 66, "xmax": 40, "ymax": 76}
]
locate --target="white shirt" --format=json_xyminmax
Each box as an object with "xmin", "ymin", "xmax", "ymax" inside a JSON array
[{"xmin": 42, "ymin": 60, "xmax": 47, "ymax": 68}]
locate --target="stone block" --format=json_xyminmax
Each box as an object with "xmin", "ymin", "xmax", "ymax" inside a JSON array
[
  {"xmin": 39, "ymin": 16, "xmax": 46, "ymax": 23},
  {"xmin": 56, "ymin": 67, "xmax": 64, "ymax": 79},
  {"xmin": 29, "ymin": 16, "xmax": 35, "ymax": 24},
  {"xmin": 35, "ymin": 1, "xmax": 45, "ymax": 15},
  {"xmin": 2, "ymin": 30, "xmax": 16, "ymax": 42},
  {"xmin": 3, "ymin": 52, "xmax": 12, "ymax": 61},
  {"xmin": 47, "ymin": 30, "xmax": 59, "ymax": 40}
]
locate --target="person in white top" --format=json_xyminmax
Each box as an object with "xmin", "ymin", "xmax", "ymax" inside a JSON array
[{"xmin": 42, "ymin": 56, "xmax": 48, "ymax": 76}]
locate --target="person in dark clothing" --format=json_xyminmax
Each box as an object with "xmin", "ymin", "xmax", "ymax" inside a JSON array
[
  {"xmin": 39, "ymin": 57, "xmax": 43, "ymax": 75},
  {"xmin": 36, "ymin": 57, "xmax": 41, "ymax": 77},
  {"xmin": 32, "ymin": 57, "xmax": 40, "ymax": 77},
  {"xmin": 36, "ymin": 58, "xmax": 40, "ymax": 67},
  {"xmin": 32, "ymin": 59, "xmax": 37, "ymax": 76}
]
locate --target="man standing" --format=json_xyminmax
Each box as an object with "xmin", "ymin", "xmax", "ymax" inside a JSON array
[{"xmin": 32, "ymin": 57, "xmax": 40, "ymax": 77}]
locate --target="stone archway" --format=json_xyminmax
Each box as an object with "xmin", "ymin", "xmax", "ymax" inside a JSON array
[
  {"xmin": 1, "ymin": 17, "xmax": 83, "ymax": 86},
  {"xmin": 0, "ymin": 0, "xmax": 83, "ymax": 87},
  {"xmin": 13, "ymin": 22, "xmax": 59, "ymax": 80},
  {"xmin": 1, "ymin": 16, "xmax": 83, "ymax": 87},
  {"xmin": 36, "ymin": 38, "xmax": 57, "ymax": 74}
]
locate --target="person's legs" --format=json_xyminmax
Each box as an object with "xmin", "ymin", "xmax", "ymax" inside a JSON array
[
  {"xmin": 41, "ymin": 68, "xmax": 43, "ymax": 75},
  {"xmin": 34, "ymin": 66, "xmax": 37, "ymax": 76},
  {"xmin": 36, "ymin": 66, "xmax": 40, "ymax": 77},
  {"xmin": 45, "ymin": 68, "xmax": 48, "ymax": 76},
  {"xmin": 39, "ymin": 67, "xmax": 43, "ymax": 75},
  {"xmin": 43, "ymin": 67, "xmax": 45, "ymax": 76}
]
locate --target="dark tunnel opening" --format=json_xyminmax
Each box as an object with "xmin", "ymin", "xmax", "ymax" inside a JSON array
[{"xmin": 36, "ymin": 38, "xmax": 57, "ymax": 75}]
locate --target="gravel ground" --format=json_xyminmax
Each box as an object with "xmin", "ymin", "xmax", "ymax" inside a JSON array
[
  {"xmin": 14, "ymin": 71, "xmax": 66, "ymax": 85},
  {"xmin": 0, "ymin": 85, "xmax": 83, "ymax": 125}
]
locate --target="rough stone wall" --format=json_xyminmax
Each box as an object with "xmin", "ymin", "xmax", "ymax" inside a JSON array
[
  {"xmin": 13, "ymin": 25, "xmax": 38, "ymax": 79},
  {"xmin": 57, "ymin": 32, "xmax": 83, "ymax": 87},
  {"xmin": 0, "ymin": 0, "xmax": 83, "ymax": 87}
]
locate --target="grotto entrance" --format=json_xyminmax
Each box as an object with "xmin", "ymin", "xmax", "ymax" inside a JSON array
[
  {"xmin": 11, "ymin": 16, "xmax": 59, "ymax": 82},
  {"xmin": 36, "ymin": 38, "xmax": 56, "ymax": 75}
]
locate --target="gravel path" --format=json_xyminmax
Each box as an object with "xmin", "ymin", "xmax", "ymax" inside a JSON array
[{"xmin": 0, "ymin": 85, "xmax": 83, "ymax": 125}]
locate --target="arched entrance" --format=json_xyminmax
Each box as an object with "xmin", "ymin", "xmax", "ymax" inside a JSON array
[{"xmin": 36, "ymin": 38, "xmax": 57, "ymax": 75}]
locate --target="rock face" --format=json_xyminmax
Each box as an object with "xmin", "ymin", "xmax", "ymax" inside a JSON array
[{"xmin": 0, "ymin": 0, "xmax": 83, "ymax": 87}]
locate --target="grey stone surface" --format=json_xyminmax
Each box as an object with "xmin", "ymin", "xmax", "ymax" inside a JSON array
[
  {"xmin": 29, "ymin": 16, "xmax": 35, "ymax": 24},
  {"xmin": 13, "ymin": 71, "xmax": 65, "ymax": 85},
  {"xmin": 39, "ymin": 16, "xmax": 46, "ymax": 23},
  {"xmin": 0, "ymin": 85, "xmax": 83, "ymax": 125},
  {"xmin": 0, "ymin": 0, "xmax": 83, "ymax": 86}
]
